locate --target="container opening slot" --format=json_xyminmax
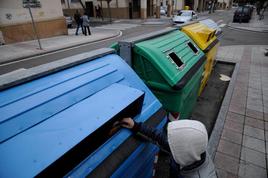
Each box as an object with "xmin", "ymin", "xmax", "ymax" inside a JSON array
[
  {"xmin": 87, "ymin": 108, "xmax": 166, "ymax": 178},
  {"xmin": 36, "ymin": 92, "xmax": 145, "ymax": 178},
  {"xmin": 187, "ymin": 42, "xmax": 199, "ymax": 54},
  {"xmin": 168, "ymin": 52, "xmax": 184, "ymax": 68},
  {"xmin": 210, "ymin": 31, "xmax": 216, "ymax": 39},
  {"xmin": 207, "ymin": 33, "xmax": 212, "ymax": 42}
]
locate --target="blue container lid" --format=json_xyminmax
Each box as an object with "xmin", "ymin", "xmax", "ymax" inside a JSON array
[{"xmin": 0, "ymin": 51, "xmax": 162, "ymax": 178}]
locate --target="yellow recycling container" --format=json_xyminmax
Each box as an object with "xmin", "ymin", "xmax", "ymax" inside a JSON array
[{"xmin": 181, "ymin": 23, "xmax": 220, "ymax": 95}]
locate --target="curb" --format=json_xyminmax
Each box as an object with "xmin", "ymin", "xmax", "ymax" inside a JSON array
[
  {"xmin": 0, "ymin": 30, "xmax": 122, "ymax": 65},
  {"xmin": 227, "ymin": 24, "xmax": 268, "ymax": 33},
  {"xmin": 207, "ymin": 60, "xmax": 240, "ymax": 160}
]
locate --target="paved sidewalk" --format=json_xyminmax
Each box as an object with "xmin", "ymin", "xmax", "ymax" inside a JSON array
[
  {"xmin": 0, "ymin": 27, "xmax": 120, "ymax": 65},
  {"xmin": 228, "ymin": 11, "xmax": 268, "ymax": 33},
  {"xmin": 213, "ymin": 45, "xmax": 268, "ymax": 178}
]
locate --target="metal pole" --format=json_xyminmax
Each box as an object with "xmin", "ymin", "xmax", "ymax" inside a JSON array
[
  {"xmin": 108, "ymin": 1, "xmax": 112, "ymax": 23},
  {"xmin": 28, "ymin": 2, "xmax": 42, "ymax": 50},
  {"xmin": 67, "ymin": 0, "xmax": 70, "ymax": 9},
  {"xmin": 100, "ymin": 0, "xmax": 104, "ymax": 21}
]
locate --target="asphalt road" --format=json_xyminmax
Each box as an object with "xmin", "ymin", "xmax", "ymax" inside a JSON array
[
  {"xmin": 220, "ymin": 27, "xmax": 268, "ymax": 46},
  {"xmin": 201, "ymin": 9, "xmax": 268, "ymax": 46},
  {"xmin": 0, "ymin": 25, "xmax": 169, "ymax": 75},
  {"xmin": 1, "ymin": 9, "xmax": 268, "ymax": 75}
]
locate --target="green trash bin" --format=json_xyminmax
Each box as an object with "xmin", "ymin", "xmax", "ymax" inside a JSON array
[
  {"xmin": 110, "ymin": 42, "xmax": 120, "ymax": 55},
  {"xmin": 114, "ymin": 28, "xmax": 206, "ymax": 119},
  {"xmin": 132, "ymin": 30, "xmax": 205, "ymax": 119}
]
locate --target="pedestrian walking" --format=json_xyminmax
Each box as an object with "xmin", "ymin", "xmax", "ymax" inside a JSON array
[
  {"xmin": 212, "ymin": 0, "xmax": 217, "ymax": 12},
  {"xmin": 119, "ymin": 118, "xmax": 217, "ymax": 178},
  {"xmin": 259, "ymin": 1, "xmax": 268, "ymax": 20},
  {"xmin": 74, "ymin": 10, "xmax": 83, "ymax": 35},
  {"xmin": 81, "ymin": 12, "xmax": 91, "ymax": 36},
  {"xmin": 256, "ymin": 1, "xmax": 261, "ymax": 15},
  {"xmin": 98, "ymin": 5, "xmax": 103, "ymax": 20},
  {"xmin": 95, "ymin": 6, "xmax": 100, "ymax": 18},
  {"xmin": 208, "ymin": 0, "xmax": 212, "ymax": 14}
]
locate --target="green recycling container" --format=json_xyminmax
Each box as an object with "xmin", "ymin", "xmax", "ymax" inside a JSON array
[
  {"xmin": 110, "ymin": 42, "xmax": 120, "ymax": 55},
  {"xmin": 132, "ymin": 30, "xmax": 206, "ymax": 119}
]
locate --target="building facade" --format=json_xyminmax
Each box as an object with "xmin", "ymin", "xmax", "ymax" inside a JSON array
[
  {"xmin": 0, "ymin": 0, "xmax": 67, "ymax": 44},
  {"xmin": 62, "ymin": 0, "xmax": 215, "ymax": 19},
  {"xmin": 217, "ymin": 0, "xmax": 233, "ymax": 9},
  {"xmin": 62, "ymin": 0, "xmax": 168, "ymax": 19}
]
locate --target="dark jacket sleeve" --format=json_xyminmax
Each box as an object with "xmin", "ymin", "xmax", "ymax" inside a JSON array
[
  {"xmin": 132, "ymin": 122, "xmax": 183, "ymax": 178},
  {"xmin": 132, "ymin": 122, "xmax": 171, "ymax": 153}
]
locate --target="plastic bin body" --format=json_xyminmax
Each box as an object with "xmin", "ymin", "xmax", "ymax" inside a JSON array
[
  {"xmin": 110, "ymin": 42, "xmax": 120, "ymax": 54},
  {"xmin": 182, "ymin": 23, "xmax": 219, "ymax": 95},
  {"xmin": 199, "ymin": 41, "xmax": 220, "ymax": 93},
  {"xmin": 133, "ymin": 30, "xmax": 205, "ymax": 119},
  {"xmin": 0, "ymin": 50, "xmax": 166, "ymax": 178}
]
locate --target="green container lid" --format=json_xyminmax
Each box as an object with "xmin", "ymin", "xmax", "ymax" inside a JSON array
[{"xmin": 133, "ymin": 30, "xmax": 205, "ymax": 89}]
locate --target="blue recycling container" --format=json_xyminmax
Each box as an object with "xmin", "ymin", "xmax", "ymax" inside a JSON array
[{"xmin": 0, "ymin": 48, "xmax": 167, "ymax": 178}]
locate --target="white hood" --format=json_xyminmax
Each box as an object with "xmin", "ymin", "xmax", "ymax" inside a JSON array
[{"xmin": 167, "ymin": 120, "xmax": 208, "ymax": 168}]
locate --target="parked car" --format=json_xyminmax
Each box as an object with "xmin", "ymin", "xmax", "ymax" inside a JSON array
[
  {"xmin": 245, "ymin": 4, "xmax": 254, "ymax": 15},
  {"xmin": 233, "ymin": 6, "xmax": 251, "ymax": 23},
  {"xmin": 172, "ymin": 10, "xmax": 198, "ymax": 24},
  {"xmin": 64, "ymin": 15, "xmax": 73, "ymax": 28},
  {"xmin": 232, "ymin": 3, "xmax": 238, "ymax": 8},
  {"xmin": 160, "ymin": 6, "xmax": 167, "ymax": 15}
]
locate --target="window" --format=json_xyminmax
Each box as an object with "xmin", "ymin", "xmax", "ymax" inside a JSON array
[
  {"xmin": 237, "ymin": 7, "xmax": 243, "ymax": 13},
  {"xmin": 178, "ymin": 11, "xmax": 192, "ymax": 16}
]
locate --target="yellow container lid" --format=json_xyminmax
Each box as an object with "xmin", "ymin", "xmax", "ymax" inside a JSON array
[{"xmin": 182, "ymin": 23, "xmax": 217, "ymax": 51}]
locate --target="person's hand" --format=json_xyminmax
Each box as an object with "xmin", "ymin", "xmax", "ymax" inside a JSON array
[{"xmin": 120, "ymin": 117, "xmax": 135, "ymax": 129}]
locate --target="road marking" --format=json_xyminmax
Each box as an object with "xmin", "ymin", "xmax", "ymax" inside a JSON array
[
  {"xmin": 216, "ymin": 20, "xmax": 223, "ymax": 24},
  {"xmin": 219, "ymin": 24, "xmax": 226, "ymax": 28},
  {"xmin": 0, "ymin": 31, "xmax": 123, "ymax": 67},
  {"xmin": 96, "ymin": 23, "xmax": 140, "ymax": 30}
]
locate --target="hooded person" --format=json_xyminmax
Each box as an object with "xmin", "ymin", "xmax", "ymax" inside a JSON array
[{"xmin": 120, "ymin": 118, "xmax": 217, "ymax": 178}]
